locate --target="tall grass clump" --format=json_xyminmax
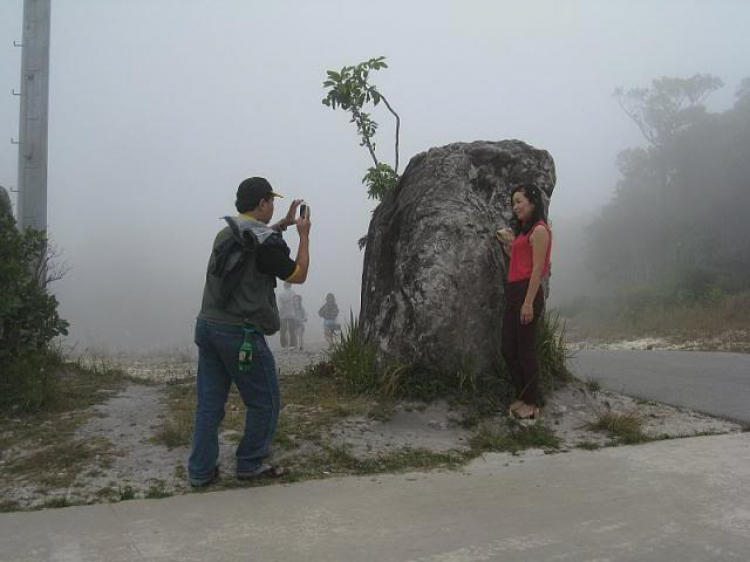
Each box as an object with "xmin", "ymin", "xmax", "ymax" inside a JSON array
[
  {"xmin": 327, "ymin": 312, "xmax": 381, "ymax": 394},
  {"xmin": 536, "ymin": 311, "xmax": 574, "ymax": 399},
  {"xmin": 326, "ymin": 310, "xmax": 571, "ymax": 411}
]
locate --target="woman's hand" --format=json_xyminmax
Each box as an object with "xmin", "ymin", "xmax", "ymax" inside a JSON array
[
  {"xmin": 496, "ymin": 227, "xmax": 513, "ymax": 245},
  {"xmin": 520, "ymin": 302, "xmax": 534, "ymax": 325},
  {"xmin": 496, "ymin": 228, "xmax": 513, "ymax": 256}
]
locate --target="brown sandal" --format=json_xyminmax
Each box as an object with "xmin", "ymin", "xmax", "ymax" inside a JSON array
[{"xmin": 515, "ymin": 405, "xmax": 541, "ymax": 420}]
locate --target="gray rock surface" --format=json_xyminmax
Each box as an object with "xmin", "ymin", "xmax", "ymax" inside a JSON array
[{"xmin": 361, "ymin": 140, "xmax": 555, "ymax": 375}]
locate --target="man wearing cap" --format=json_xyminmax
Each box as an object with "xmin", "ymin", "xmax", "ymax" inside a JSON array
[{"xmin": 188, "ymin": 177, "xmax": 310, "ymax": 487}]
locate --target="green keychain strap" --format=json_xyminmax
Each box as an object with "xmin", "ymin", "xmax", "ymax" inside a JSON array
[{"xmin": 242, "ymin": 319, "xmax": 262, "ymax": 335}]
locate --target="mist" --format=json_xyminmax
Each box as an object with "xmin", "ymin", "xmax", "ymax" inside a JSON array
[{"xmin": 1, "ymin": 0, "xmax": 749, "ymax": 352}]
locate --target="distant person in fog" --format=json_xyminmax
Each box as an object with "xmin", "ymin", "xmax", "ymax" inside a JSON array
[
  {"xmin": 318, "ymin": 293, "xmax": 340, "ymax": 347},
  {"xmin": 278, "ymin": 282, "xmax": 297, "ymax": 349},
  {"xmin": 292, "ymin": 294, "xmax": 307, "ymax": 351}
]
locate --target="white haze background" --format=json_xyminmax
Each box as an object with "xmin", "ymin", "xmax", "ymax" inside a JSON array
[{"xmin": 1, "ymin": 1, "xmax": 748, "ymax": 351}]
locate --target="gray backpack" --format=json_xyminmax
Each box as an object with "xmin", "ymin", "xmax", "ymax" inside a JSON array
[{"xmin": 208, "ymin": 216, "xmax": 259, "ymax": 308}]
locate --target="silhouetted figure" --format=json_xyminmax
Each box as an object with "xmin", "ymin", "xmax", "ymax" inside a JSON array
[
  {"xmin": 292, "ymin": 294, "xmax": 307, "ymax": 350},
  {"xmin": 318, "ymin": 293, "xmax": 340, "ymax": 347},
  {"xmin": 278, "ymin": 282, "xmax": 297, "ymax": 349}
]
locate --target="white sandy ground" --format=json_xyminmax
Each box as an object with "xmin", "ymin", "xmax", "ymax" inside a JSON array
[
  {"xmin": 0, "ymin": 345, "xmax": 742, "ymax": 509},
  {"xmin": 567, "ymin": 329, "xmax": 750, "ymax": 353},
  {"xmin": 76, "ymin": 341, "xmax": 331, "ymax": 383}
]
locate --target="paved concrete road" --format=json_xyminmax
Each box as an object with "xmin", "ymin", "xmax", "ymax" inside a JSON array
[
  {"xmin": 572, "ymin": 350, "xmax": 750, "ymax": 424},
  {"xmin": 1, "ymin": 433, "xmax": 749, "ymax": 561}
]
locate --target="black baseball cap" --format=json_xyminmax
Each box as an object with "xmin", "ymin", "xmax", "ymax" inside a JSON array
[{"xmin": 236, "ymin": 177, "xmax": 284, "ymax": 207}]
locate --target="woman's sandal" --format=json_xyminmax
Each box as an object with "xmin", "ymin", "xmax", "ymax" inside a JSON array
[
  {"xmin": 237, "ymin": 464, "xmax": 291, "ymax": 481},
  {"xmin": 515, "ymin": 406, "xmax": 541, "ymax": 420},
  {"xmin": 508, "ymin": 400, "xmax": 524, "ymax": 417},
  {"xmin": 525, "ymin": 407, "xmax": 542, "ymax": 420}
]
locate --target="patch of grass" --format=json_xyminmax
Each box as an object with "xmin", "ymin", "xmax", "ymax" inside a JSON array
[
  {"xmin": 585, "ymin": 378, "xmax": 601, "ymax": 393},
  {"xmin": 587, "ymin": 411, "xmax": 651, "ymax": 445},
  {"xmin": 274, "ymin": 361, "xmax": 377, "ymax": 448},
  {"xmin": 283, "ymin": 361, "xmax": 372, "ymax": 417},
  {"xmin": 0, "ymin": 351, "xmax": 128, "ymax": 490},
  {"xmin": 4, "ymin": 437, "xmax": 115, "ymax": 487},
  {"xmin": 41, "ymin": 496, "xmax": 71, "ymax": 509},
  {"xmin": 0, "ymin": 500, "xmax": 21, "ymax": 512},
  {"xmin": 213, "ymin": 444, "xmax": 473, "ymax": 491},
  {"xmin": 118, "ymin": 486, "xmax": 135, "ymax": 501},
  {"xmin": 54, "ymin": 355, "xmax": 129, "ymax": 412},
  {"xmin": 565, "ymin": 290, "xmax": 750, "ymax": 347},
  {"xmin": 2, "ymin": 345, "xmax": 129, "ymax": 416},
  {"xmin": 359, "ymin": 447, "xmax": 469, "ymax": 473},
  {"xmin": 152, "ymin": 382, "xmax": 195, "ymax": 449},
  {"xmin": 457, "ymin": 409, "xmax": 483, "ymax": 429},
  {"xmin": 367, "ymin": 400, "xmax": 398, "ymax": 422},
  {"xmin": 577, "ymin": 440, "xmax": 602, "ymax": 451},
  {"xmin": 145, "ymin": 480, "xmax": 171, "ymax": 499},
  {"xmin": 94, "ymin": 487, "xmax": 117, "ymax": 500},
  {"xmin": 469, "ymin": 420, "xmax": 562, "ymax": 454},
  {"xmin": 287, "ymin": 444, "xmax": 470, "ymax": 478},
  {"xmin": 152, "ymin": 359, "xmax": 382, "ymax": 454}
]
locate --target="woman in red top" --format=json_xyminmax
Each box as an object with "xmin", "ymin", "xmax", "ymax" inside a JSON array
[{"xmin": 497, "ymin": 184, "xmax": 552, "ymax": 420}]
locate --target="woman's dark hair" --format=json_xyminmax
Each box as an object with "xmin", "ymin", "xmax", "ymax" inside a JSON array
[{"xmin": 510, "ymin": 184, "xmax": 547, "ymax": 235}]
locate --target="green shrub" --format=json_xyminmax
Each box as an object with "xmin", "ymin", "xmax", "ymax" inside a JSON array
[
  {"xmin": 2, "ymin": 349, "xmax": 64, "ymax": 412},
  {"xmin": 0, "ymin": 212, "xmax": 69, "ymax": 412},
  {"xmin": 469, "ymin": 419, "xmax": 561, "ymax": 454}
]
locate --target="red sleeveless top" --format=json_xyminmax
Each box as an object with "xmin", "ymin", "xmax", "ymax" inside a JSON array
[{"xmin": 508, "ymin": 220, "xmax": 551, "ymax": 282}]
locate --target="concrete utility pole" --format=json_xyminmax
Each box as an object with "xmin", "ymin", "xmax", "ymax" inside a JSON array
[{"xmin": 15, "ymin": 0, "xmax": 51, "ymax": 232}]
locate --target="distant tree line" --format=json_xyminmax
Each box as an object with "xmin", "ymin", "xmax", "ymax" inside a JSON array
[{"xmin": 586, "ymin": 75, "xmax": 750, "ymax": 303}]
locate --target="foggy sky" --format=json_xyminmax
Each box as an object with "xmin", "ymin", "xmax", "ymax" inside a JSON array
[{"xmin": 1, "ymin": 0, "xmax": 749, "ymax": 351}]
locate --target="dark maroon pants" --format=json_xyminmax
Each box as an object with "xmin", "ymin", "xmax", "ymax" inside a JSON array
[{"xmin": 502, "ymin": 279, "xmax": 545, "ymax": 405}]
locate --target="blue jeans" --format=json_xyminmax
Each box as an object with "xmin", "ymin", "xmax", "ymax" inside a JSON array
[{"xmin": 188, "ymin": 318, "xmax": 280, "ymax": 485}]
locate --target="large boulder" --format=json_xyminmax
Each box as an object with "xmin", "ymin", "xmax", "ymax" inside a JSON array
[{"xmin": 360, "ymin": 140, "xmax": 556, "ymax": 377}]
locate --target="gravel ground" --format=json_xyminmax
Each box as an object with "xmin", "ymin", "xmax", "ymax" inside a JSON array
[
  {"xmin": 87, "ymin": 342, "xmax": 331, "ymax": 384},
  {"xmin": 1, "ymin": 346, "xmax": 742, "ymax": 510}
]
